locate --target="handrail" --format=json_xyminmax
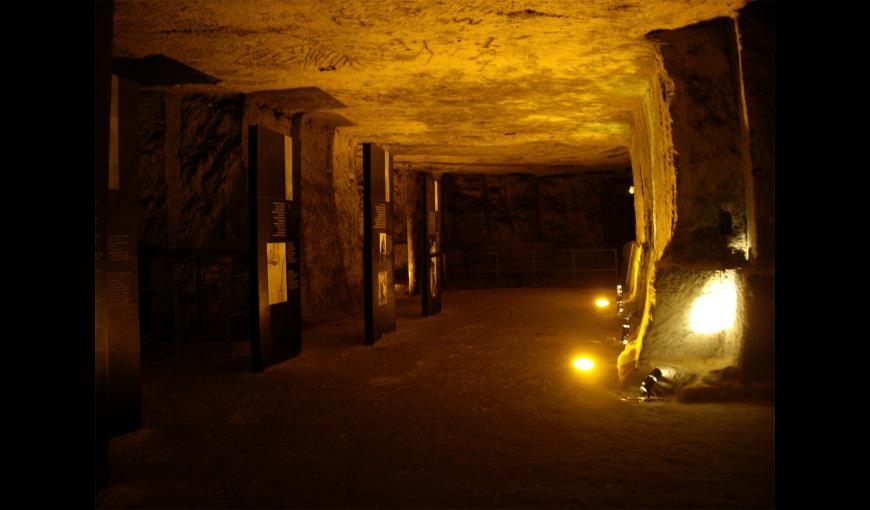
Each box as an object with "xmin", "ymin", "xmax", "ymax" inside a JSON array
[
  {"xmin": 446, "ymin": 248, "xmax": 617, "ymax": 287},
  {"xmin": 138, "ymin": 272, "xmax": 251, "ymax": 359},
  {"xmin": 139, "ymin": 272, "xmax": 249, "ymax": 293}
]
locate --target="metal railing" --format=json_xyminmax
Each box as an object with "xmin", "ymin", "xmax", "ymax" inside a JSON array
[
  {"xmin": 445, "ymin": 248, "xmax": 618, "ymax": 288},
  {"xmin": 139, "ymin": 272, "xmax": 250, "ymax": 358}
]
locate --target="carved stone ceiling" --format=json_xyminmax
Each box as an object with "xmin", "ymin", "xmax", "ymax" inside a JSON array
[{"xmin": 114, "ymin": 0, "xmax": 748, "ymax": 169}]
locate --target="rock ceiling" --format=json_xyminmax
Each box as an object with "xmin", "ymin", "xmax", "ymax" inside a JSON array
[{"xmin": 114, "ymin": 0, "xmax": 748, "ymax": 169}]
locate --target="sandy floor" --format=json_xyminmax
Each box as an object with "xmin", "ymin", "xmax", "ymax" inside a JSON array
[{"xmin": 98, "ymin": 288, "xmax": 774, "ymax": 509}]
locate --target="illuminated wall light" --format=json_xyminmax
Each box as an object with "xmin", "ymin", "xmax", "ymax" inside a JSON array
[
  {"xmin": 621, "ymin": 315, "xmax": 631, "ymax": 344},
  {"xmin": 572, "ymin": 358, "xmax": 595, "ymax": 371},
  {"xmin": 595, "ymin": 298, "xmax": 610, "ymax": 308},
  {"xmin": 616, "ymin": 284, "xmax": 624, "ymax": 315},
  {"xmin": 628, "ymin": 186, "xmax": 635, "ymax": 194},
  {"xmin": 689, "ymin": 271, "xmax": 737, "ymax": 334},
  {"xmin": 658, "ymin": 367, "xmax": 675, "ymax": 379}
]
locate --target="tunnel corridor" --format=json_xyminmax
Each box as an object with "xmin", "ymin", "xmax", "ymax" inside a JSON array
[{"xmin": 96, "ymin": 0, "xmax": 774, "ymax": 506}]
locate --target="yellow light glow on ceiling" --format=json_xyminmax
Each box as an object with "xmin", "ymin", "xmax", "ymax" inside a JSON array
[
  {"xmin": 689, "ymin": 271, "xmax": 737, "ymax": 334},
  {"xmin": 572, "ymin": 358, "xmax": 595, "ymax": 371},
  {"xmin": 595, "ymin": 298, "xmax": 610, "ymax": 308}
]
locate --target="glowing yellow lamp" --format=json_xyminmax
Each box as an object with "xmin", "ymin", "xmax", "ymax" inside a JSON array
[
  {"xmin": 689, "ymin": 271, "xmax": 737, "ymax": 334},
  {"xmin": 572, "ymin": 358, "xmax": 595, "ymax": 371},
  {"xmin": 595, "ymin": 298, "xmax": 610, "ymax": 308},
  {"xmin": 628, "ymin": 186, "xmax": 635, "ymax": 194}
]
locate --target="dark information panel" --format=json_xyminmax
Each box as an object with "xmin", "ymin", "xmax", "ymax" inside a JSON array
[
  {"xmin": 95, "ymin": 0, "xmax": 113, "ymax": 490},
  {"xmin": 249, "ymin": 123, "xmax": 302, "ymax": 371},
  {"xmin": 420, "ymin": 174, "xmax": 442, "ymax": 316},
  {"xmin": 104, "ymin": 74, "xmax": 142, "ymax": 437},
  {"xmin": 364, "ymin": 144, "xmax": 396, "ymax": 344}
]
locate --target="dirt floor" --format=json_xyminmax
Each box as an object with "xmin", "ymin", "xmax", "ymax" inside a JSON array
[{"xmin": 98, "ymin": 288, "xmax": 775, "ymax": 509}]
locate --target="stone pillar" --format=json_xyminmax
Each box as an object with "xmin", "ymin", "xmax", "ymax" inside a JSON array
[
  {"xmin": 736, "ymin": 0, "xmax": 775, "ymax": 383},
  {"xmin": 406, "ymin": 170, "xmax": 425, "ymax": 295},
  {"xmin": 299, "ymin": 113, "xmax": 354, "ymax": 325},
  {"xmin": 627, "ymin": 17, "xmax": 760, "ymax": 395},
  {"xmin": 331, "ymin": 128, "xmax": 365, "ymax": 312},
  {"xmin": 649, "ymin": 17, "xmax": 749, "ymax": 267}
]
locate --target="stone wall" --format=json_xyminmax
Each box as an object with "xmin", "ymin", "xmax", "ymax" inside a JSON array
[
  {"xmin": 618, "ymin": 53, "xmax": 677, "ymax": 381},
  {"xmin": 654, "ymin": 18, "xmax": 749, "ymax": 267},
  {"xmin": 137, "ymin": 91, "xmax": 366, "ymax": 349},
  {"xmin": 240, "ymin": 105, "xmax": 364, "ymax": 327},
  {"xmin": 442, "ymin": 172, "xmax": 633, "ymax": 249},
  {"xmin": 138, "ymin": 91, "xmax": 247, "ymax": 347},
  {"xmin": 431, "ymin": 171, "xmax": 634, "ymax": 288},
  {"xmin": 621, "ymin": 18, "xmax": 751, "ymax": 387},
  {"xmin": 618, "ymin": 10, "xmax": 774, "ymax": 399}
]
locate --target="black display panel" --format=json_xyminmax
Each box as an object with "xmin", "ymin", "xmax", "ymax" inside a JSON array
[
  {"xmin": 248, "ymin": 123, "xmax": 302, "ymax": 370},
  {"xmin": 421, "ymin": 174, "xmax": 442, "ymax": 316},
  {"xmin": 363, "ymin": 144, "xmax": 396, "ymax": 344}
]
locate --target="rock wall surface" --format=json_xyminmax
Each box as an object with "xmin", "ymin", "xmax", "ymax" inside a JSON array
[{"xmin": 619, "ymin": 10, "xmax": 774, "ymax": 400}]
